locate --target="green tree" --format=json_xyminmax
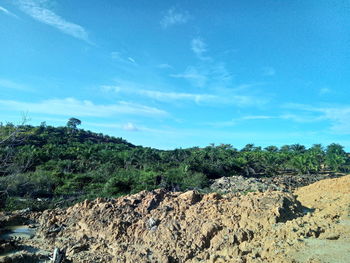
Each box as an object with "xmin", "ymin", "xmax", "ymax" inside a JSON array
[
  {"xmin": 66, "ymin": 118, "xmax": 82, "ymax": 129},
  {"xmin": 325, "ymin": 143, "xmax": 347, "ymax": 172}
]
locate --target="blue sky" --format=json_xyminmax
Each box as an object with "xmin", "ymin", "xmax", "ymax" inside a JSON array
[{"xmin": 1, "ymin": 0, "xmax": 350, "ymax": 150}]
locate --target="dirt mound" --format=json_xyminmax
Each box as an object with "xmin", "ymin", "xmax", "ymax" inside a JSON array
[
  {"xmin": 31, "ymin": 190, "xmax": 302, "ymax": 262},
  {"xmin": 6, "ymin": 175, "xmax": 350, "ymax": 263},
  {"xmin": 209, "ymin": 174, "xmax": 342, "ymax": 195},
  {"xmin": 262, "ymin": 173, "xmax": 344, "ymax": 191},
  {"xmin": 287, "ymin": 175, "xmax": 350, "ymax": 263},
  {"xmin": 210, "ymin": 176, "xmax": 284, "ymax": 193},
  {"xmin": 269, "ymin": 175, "xmax": 350, "ymax": 263},
  {"xmin": 295, "ymin": 174, "xmax": 350, "ymax": 207}
]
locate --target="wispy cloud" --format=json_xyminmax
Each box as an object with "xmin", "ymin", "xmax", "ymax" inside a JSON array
[
  {"xmin": 206, "ymin": 112, "xmax": 323, "ymax": 128},
  {"xmin": 138, "ymin": 90, "xmax": 217, "ymax": 103},
  {"xmin": 157, "ymin": 63, "xmax": 173, "ymax": 69},
  {"xmin": 160, "ymin": 7, "xmax": 190, "ymax": 29},
  {"xmin": 102, "ymin": 80, "xmax": 268, "ymax": 107},
  {"xmin": 101, "ymin": 85, "xmax": 121, "ymax": 93},
  {"xmin": 0, "ymin": 78, "xmax": 33, "ymax": 91},
  {"xmin": 0, "ymin": 98, "xmax": 168, "ymax": 117},
  {"xmin": 101, "ymin": 82, "xmax": 216, "ymax": 104},
  {"xmin": 128, "ymin": 57, "xmax": 136, "ymax": 64},
  {"xmin": 312, "ymin": 107, "xmax": 350, "ymax": 134},
  {"xmin": 262, "ymin": 67, "xmax": 276, "ymax": 76},
  {"xmin": 171, "ymin": 39, "xmax": 232, "ymax": 89},
  {"xmin": 242, "ymin": 115, "xmax": 274, "ymax": 120},
  {"xmin": 111, "ymin": 51, "xmax": 138, "ymax": 66},
  {"xmin": 170, "ymin": 66, "xmax": 208, "ymax": 87},
  {"xmin": 16, "ymin": 0, "xmax": 90, "ymax": 42},
  {"xmin": 122, "ymin": 122, "xmax": 139, "ymax": 131},
  {"xmin": 191, "ymin": 38, "xmax": 211, "ymax": 60},
  {"xmin": 171, "ymin": 62, "xmax": 233, "ymax": 89},
  {"xmin": 242, "ymin": 113, "xmax": 323, "ymax": 123},
  {"xmin": 146, "ymin": 89, "xmax": 268, "ymax": 107},
  {"xmin": 85, "ymin": 121, "xmax": 169, "ymax": 134},
  {"xmin": 225, "ymin": 95, "xmax": 269, "ymax": 107},
  {"xmin": 191, "ymin": 38, "xmax": 206, "ymax": 56},
  {"xmin": 284, "ymin": 103, "xmax": 350, "ymax": 134},
  {"xmin": 0, "ymin": 6, "xmax": 18, "ymax": 18}
]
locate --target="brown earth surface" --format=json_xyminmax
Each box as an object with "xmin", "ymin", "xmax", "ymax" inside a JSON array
[{"xmin": 1, "ymin": 175, "xmax": 350, "ymax": 263}]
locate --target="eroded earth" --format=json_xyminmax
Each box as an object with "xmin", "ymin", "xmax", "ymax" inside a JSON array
[{"xmin": 1, "ymin": 175, "xmax": 349, "ymax": 263}]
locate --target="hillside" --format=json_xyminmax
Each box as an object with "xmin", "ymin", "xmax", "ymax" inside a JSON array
[{"xmin": 0, "ymin": 122, "xmax": 350, "ymax": 211}]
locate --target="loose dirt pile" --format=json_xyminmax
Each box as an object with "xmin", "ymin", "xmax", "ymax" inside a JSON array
[
  {"xmin": 32, "ymin": 190, "xmax": 302, "ymax": 262},
  {"xmin": 210, "ymin": 176, "xmax": 284, "ymax": 193},
  {"xmin": 210, "ymin": 173, "xmax": 342, "ymax": 194},
  {"xmin": 2, "ymin": 175, "xmax": 350, "ymax": 263}
]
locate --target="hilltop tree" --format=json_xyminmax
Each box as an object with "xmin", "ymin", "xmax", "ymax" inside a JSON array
[{"xmin": 67, "ymin": 118, "xmax": 81, "ymax": 129}]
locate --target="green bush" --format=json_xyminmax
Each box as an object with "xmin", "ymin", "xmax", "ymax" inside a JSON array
[
  {"xmin": 162, "ymin": 167, "xmax": 208, "ymax": 191},
  {"xmin": 3, "ymin": 196, "xmax": 50, "ymax": 211},
  {"xmin": 103, "ymin": 170, "xmax": 135, "ymax": 196},
  {"xmin": 0, "ymin": 172, "xmax": 58, "ymax": 198}
]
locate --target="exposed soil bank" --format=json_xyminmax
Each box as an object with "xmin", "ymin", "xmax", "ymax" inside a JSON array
[{"xmin": 1, "ymin": 174, "xmax": 349, "ymax": 262}]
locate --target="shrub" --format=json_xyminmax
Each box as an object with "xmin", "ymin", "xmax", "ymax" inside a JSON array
[
  {"xmin": 103, "ymin": 170, "xmax": 135, "ymax": 196},
  {"xmin": 162, "ymin": 167, "xmax": 208, "ymax": 191},
  {"xmin": 0, "ymin": 172, "xmax": 58, "ymax": 198}
]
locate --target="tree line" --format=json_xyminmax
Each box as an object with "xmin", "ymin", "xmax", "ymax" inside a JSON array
[{"xmin": 0, "ymin": 120, "xmax": 349, "ymax": 210}]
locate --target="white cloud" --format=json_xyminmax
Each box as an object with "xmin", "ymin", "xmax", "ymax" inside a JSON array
[
  {"xmin": 101, "ymin": 85, "xmax": 121, "ymax": 93},
  {"xmin": 279, "ymin": 113, "xmax": 323, "ymax": 123},
  {"xmin": 191, "ymin": 38, "xmax": 211, "ymax": 60},
  {"xmin": 102, "ymin": 80, "xmax": 268, "ymax": 107},
  {"xmin": 191, "ymin": 38, "xmax": 207, "ymax": 56},
  {"xmin": 284, "ymin": 103, "xmax": 350, "ymax": 134},
  {"xmin": 242, "ymin": 112, "xmax": 324, "ymax": 123},
  {"xmin": 170, "ymin": 66, "xmax": 208, "ymax": 87},
  {"xmin": 122, "ymin": 122, "xmax": 139, "ymax": 132},
  {"xmin": 226, "ymin": 95, "xmax": 269, "ymax": 107},
  {"xmin": 101, "ymin": 81, "xmax": 216, "ymax": 104},
  {"xmin": 318, "ymin": 107, "xmax": 350, "ymax": 134},
  {"xmin": 138, "ymin": 89, "xmax": 217, "ymax": 104},
  {"xmin": 172, "ymin": 40, "xmax": 231, "ymax": 88},
  {"xmin": 242, "ymin": 115, "xmax": 274, "ymax": 120},
  {"xmin": 16, "ymin": 0, "xmax": 90, "ymax": 42},
  {"xmin": 128, "ymin": 57, "xmax": 136, "ymax": 64},
  {"xmin": 157, "ymin": 63, "xmax": 173, "ymax": 69},
  {"xmin": 262, "ymin": 67, "xmax": 276, "ymax": 76},
  {"xmin": 111, "ymin": 51, "xmax": 138, "ymax": 66},
  {"xmin": 0, "ymin": 6, "xmax": 18, "ymax": 18},
  {"xmin": 160, "ymin": 7, "xmax": 190, "ymax": 28},
  {"xmin": 0, "ymin": 78, "xmax": 32, "ymax": 91},
  {"xmin": 0, "ymin": 98, "xmax": 168, "ymax": 117}
]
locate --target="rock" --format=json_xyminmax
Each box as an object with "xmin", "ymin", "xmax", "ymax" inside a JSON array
[{"xmin": 147, "ymin": 217, "xmax": 159, "ymax": 231}]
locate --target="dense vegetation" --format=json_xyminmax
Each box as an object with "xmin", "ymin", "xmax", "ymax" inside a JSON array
[{"xmin": 1, "ymin": 119, "xmax": 349, "ymax": 211}]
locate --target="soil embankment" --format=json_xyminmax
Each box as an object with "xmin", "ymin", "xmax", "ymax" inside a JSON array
[{"xmin": 1, "ymin": 175, "xmax": 349, "ymax": 262}]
